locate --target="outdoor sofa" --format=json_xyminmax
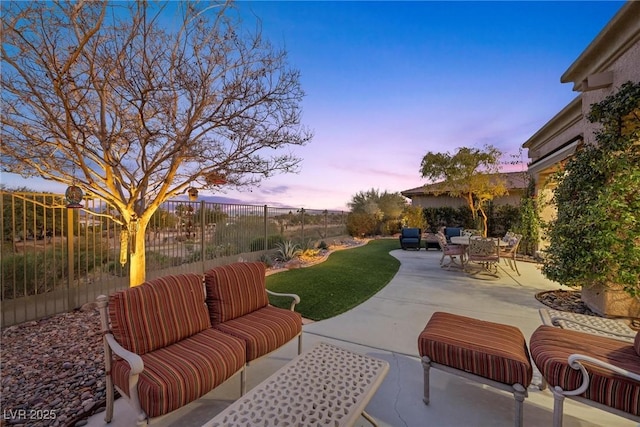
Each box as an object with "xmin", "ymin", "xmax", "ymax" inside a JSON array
[
  {"xmin": 443, "ymin": 226, "xmax": 463, "ymax": 242},
  {"xmin": 97, "ymin": 262, "xmax": 302, "ymax": 426}
]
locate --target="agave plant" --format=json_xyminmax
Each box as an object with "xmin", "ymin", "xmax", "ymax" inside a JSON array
[{"xmin": 275, "ymin": 241, "xmax": 301, "ymax": 262}]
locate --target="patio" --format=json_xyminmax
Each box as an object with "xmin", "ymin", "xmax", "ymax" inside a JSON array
[{"xmin": 84, "ymin": 248, "xmax": 636, "ymax": 427}]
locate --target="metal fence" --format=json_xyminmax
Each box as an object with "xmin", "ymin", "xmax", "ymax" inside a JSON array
[{"xmin": 1, "ymin": 191, "xmax": 348, "ymax": 326}]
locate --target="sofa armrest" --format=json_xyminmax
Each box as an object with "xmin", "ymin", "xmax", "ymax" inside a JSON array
[
  {"xmin": 266, "ymin": 289, "xmax": 300, "ymax": 311},
  {"xmin": 558, "ymin": 353, "xmax": 640, "ymax": 397},
  {"xmin": 105, "ymin": 333, "xmax": 144, "ymax": 374}
]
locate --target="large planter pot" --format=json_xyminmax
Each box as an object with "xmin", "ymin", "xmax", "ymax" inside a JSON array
[{"xmin": 581, "ymin": 283, "xmax": 640, "ymax": 318}]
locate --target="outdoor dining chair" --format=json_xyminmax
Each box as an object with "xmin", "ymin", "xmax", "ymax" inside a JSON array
[
  {"xmin": 500, "ymin": 233, "xmax": 522, "ymax": 275},
  {"xmin": 436, "ymin": 232, "xmax": 465, "ymax": 269},
  {"xmin": 466, "ymin": 237, "xmax": 500, "ymax": 275}
]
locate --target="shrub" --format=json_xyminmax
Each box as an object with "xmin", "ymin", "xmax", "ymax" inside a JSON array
[
  {"xmin": 422, "ymin": 206, "xmax": 473, "ymax": 231},
  {"xmin": 516, "ymin": 177, "xmax": 540, "ymax": 256},
  {"xmin": 422, "ymin": 204, "xmax": 518, "ymax": 237},
  {"xmin": 346, "ymin": 212, "xmax": 378, "ymax": 237},
  {"xmin": 489, "ymin": 204, "xmax": 520, "ymax": 237},
  {"xmin": 542, "ymin": 81, "xmax": 640, "ymax": 296},
  {"xmin": 2, "ymin": 242, "xmax": 113, "ymax": 298},
  {"xmin": 380, "ymin": 219, "xmax": 401, "ymax": 235},
  {"xmin": 401, "ymin": 205, "xmax": 426, "ymax": 230}
]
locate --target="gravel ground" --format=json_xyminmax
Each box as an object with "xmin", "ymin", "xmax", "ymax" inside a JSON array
[
  {"xmin": 1, "ymin": 306, "xmax": 105, "ymax": 427},
  {"xmin": 535, "ymin": 289, "xmax": 599, "ymax": 315}
]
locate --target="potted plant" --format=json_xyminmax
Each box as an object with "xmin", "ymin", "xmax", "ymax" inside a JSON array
[{"xmin": 542, "ymin": 81, "xmax": 640, "ymax": 317}]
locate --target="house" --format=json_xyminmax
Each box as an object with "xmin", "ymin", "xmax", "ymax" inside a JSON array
[
  {"xmin": 401, "ymin": 171, "xmax": 528, "ymax": 209},
  {"xmin": 522, "ymin": 1, "xmax": 640, "ymax": 248}
]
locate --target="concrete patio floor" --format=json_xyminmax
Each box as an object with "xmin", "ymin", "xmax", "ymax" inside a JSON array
[{"xmin": 84, "ymin": 248, "xmax": 637, "ymax": 427}]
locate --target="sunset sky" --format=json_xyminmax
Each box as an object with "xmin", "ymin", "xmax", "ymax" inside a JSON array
[{"xmin": 2, "ymin": 1, "xmax": 625, "ymax": 211}]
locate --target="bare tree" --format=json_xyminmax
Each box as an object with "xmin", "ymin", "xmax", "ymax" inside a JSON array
[{"xmin": 1, "ymin": 1, "xmax": 312, "ymax": 286}]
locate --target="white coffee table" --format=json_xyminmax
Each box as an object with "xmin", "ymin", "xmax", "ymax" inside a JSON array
[{"xmin": 203, "ymin": 342, "xmax": 389, "ymax": 427}]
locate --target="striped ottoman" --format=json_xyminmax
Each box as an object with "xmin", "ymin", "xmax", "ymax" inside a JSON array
[{"xmin": 418, "ymin": 312, "xmax": 533, "ymax": 427}]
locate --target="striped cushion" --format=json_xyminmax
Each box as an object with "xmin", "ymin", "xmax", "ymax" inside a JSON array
[
  {"xmin": 214, "ymin": 305, "xmax": 302, "ymax": 361},
  {"xmin": 109, "ymin": 274, "xmax": 210, "ymax": 355},
  {"xmin": 204, "ymin": 262, "xmax": 269, "ymax": 324},
  {"xmin": 530, "ymin": 325, "xmax": 640, "ymax": 416},
  {"xmin": 112, "ymin": 328, "xmax": 246, "ymax": 418},
  {"xmin": 418, "ymin": 312, "xmax": 532, "ymax": 386},
  {"xmin": 635, "ymin": 332, "xmax": 640, "ymax": 357}
]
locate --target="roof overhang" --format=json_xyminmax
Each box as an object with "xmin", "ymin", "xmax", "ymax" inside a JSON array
[
  {"xmin": 561, "ymin": 1, "xmax": 640, "ymax": 91},
  {"xmin": 522, "ymin": 96, "xmax": 581, "ymax": 153}
]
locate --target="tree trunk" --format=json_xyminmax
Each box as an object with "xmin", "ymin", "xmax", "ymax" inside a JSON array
[
  {"xmin": 465, "ymin": 193, "xmax": 477, "ymax": 221},
  {"xmin": 129, "ymin": 219, "xmax": 148, "ymax": 287},
  {"xmin": 479, "ymin": 208, "xmax": 488, "ymax": 237}
]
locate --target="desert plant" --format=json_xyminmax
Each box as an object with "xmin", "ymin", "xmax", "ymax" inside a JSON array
[
  {"xmin": 542, "ymin": 81, "xmax": 640, "ymax": 297},
  {"xmin": 298, "ymin": 248, "xmax": 320, "ymax": 263},
  {"xmin": 299, "ymin": 238, "xmax": 317, "ymax": 251},
  {"xmin": 275, "ymin": 241, "xmax": 301, "ymax": 261},
  {"xmin": 259, "ymin": 253, "xmax": 275, "ymax": 268}
]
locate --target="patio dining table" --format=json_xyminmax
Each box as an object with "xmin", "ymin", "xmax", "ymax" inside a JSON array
[
  {"xmin": 450, "ymin": 236, "xmax": 507, "ymax": 260},
  {"xmin": 450, "ymin": 235, "xmax": 508, "ymax": 247}
]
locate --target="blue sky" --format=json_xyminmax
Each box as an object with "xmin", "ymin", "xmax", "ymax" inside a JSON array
[{"xmin": 2, "ymin": 1, "xmax": 626, "ymax": 211}]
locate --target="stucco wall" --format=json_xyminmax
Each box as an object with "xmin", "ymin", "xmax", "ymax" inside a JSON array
[{"xmin": 581, "ymin": 41, "xmax": 640, "ymax": 145}]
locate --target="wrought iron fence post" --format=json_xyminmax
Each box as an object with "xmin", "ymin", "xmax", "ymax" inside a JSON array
[
  {"xmin": 200, "ymin": 200, "xmax": 206, "ymax": 274},
  {"xmin": 263, "ymin": 205, "xmax": 268, "ymax": 251},
  {"xmin": 323, "ymin": 209, "xmax": 328, "ymax": 239},
  {"xmin": 66, "ymin": 207, "xmax": 75, "ymax": 311}
]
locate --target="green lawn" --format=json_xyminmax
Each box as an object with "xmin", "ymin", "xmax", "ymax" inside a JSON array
[{"xmin": 266, "ymin": 239, "xmax": 401, "ymax": 320}]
